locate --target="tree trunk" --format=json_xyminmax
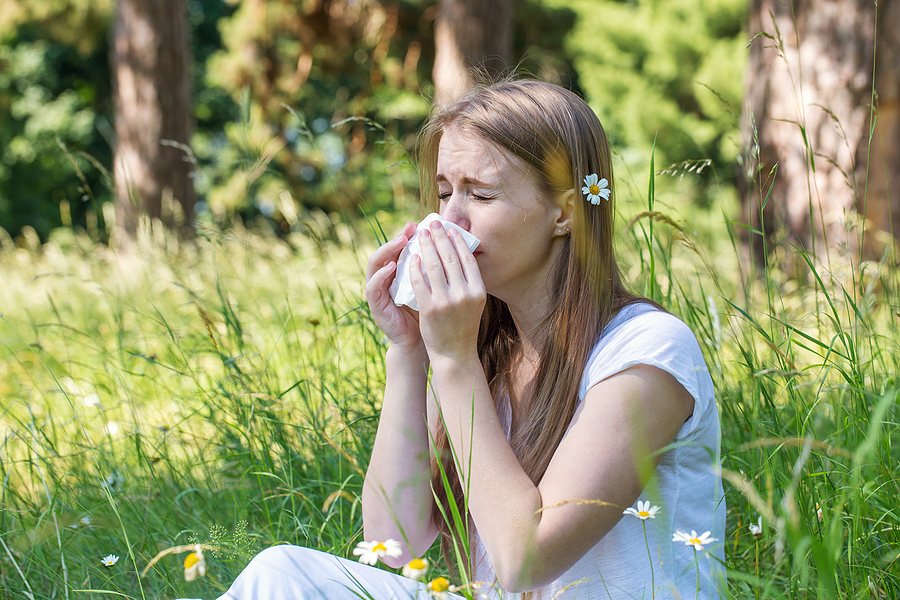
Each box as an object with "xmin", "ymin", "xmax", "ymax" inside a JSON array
[
  {"xmin": 860, "ymin": 0, "xmax": 900, "ymax": 256},
  {"xmin": 740, "ymin": 0, "xmax": 899, "ymax": 267},
  {"xmin": 432, "ymin": 0, "xmax": 512, "ymax": 106},
  {"xmin": 112, "ymin": 0, "xmax": 195, "ymax": 238}
]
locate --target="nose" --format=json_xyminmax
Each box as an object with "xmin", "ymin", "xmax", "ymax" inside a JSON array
[{"xmin": 439, "ymin": 194, "xmax": 471, "ymax": 232}]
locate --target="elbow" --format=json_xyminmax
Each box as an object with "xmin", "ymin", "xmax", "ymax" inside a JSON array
[{"xmin": 490, "ymin": 550, "xmax": 547, "ymax": 594}]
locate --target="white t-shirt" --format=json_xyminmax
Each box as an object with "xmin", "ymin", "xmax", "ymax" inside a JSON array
[{"xmin": 473, "ymin": 303, "xmax": 726, "ymax": 599}]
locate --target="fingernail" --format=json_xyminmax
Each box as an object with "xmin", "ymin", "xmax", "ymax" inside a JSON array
[
  {"xmin": 420, "ymin": 229, "xmax": 431, "ymax": 238},
  {"xmin": 430, "ymin": 220, "xmax": 442, "ymax": 230}
]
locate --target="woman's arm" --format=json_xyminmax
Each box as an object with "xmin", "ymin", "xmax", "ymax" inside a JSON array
[
  {"xmin": 361, "ymin": 222, "xmax": 439, "ymax": 566},
  {"xmin": 430, "ymin": 360, "xmax": 692, "ymax": 592},
  {"xmin": 362, "ymin": 344, "xmax": 439, "ymax": 566}
]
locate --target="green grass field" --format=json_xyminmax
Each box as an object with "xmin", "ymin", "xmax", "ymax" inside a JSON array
[{"xmin": 1, "ymin": 174, "xmax": 898, "ymax": 599}]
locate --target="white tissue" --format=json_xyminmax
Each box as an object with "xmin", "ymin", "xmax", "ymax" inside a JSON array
[{"xmin": 388, "ymin": 213, "xmax": 481, "ymax": 311}]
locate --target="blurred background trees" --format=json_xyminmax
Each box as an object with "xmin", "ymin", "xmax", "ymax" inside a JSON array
[
  {"xmin": 741, "ymin": 0, "xmax": 900, "ymax": 265},
  {"xmin": 112, "ymin": 0, "xmax": 195, "ymax": 237},
  {"xmin": 1, "ymin": 0, "xmax": 894, "ymax": 262}
]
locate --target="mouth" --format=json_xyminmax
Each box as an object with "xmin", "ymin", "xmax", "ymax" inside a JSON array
[{"xmin": 473, "ymin": 250, "xmax": 483, "ymax": 258}]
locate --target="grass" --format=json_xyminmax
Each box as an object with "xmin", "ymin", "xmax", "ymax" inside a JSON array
[{"xmin": 1, "ymin": 110, "xmax": 899, "ymax": 599}]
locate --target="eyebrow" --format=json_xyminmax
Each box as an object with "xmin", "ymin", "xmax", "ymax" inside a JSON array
[{"xmin": 435, "ymin": 174, "xmax": 495, "ymax": 187}]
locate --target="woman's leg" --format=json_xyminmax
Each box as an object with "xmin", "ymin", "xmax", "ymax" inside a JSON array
[{"xmin": 217, "ymin": 545, "xmax": 433, "ymax": 600}]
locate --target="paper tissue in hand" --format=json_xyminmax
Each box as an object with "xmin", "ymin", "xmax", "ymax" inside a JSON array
[{"xmin": 388, "ymin": 213, "xmax": 481, "ymax": 311}]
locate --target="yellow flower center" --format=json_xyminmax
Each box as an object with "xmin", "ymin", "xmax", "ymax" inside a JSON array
[
  {"xmin": 184, "ymin": 552, "xmax": 200, "ymax": 568},
  {"xmin": 689, "ymin": 537, "xmax": 702, "ymax": 545},
  {"xmin": 429, "ymin": 577, "xmax": 450, "ymax": 592},
  {"xmin": 373, "ymin": 542, "xmax": 387, "ymax": 553},
  {"xmin": 590, "ymin": 185, "xmax": 600, "ymax": 195},
  {"xmin": 638, "ymin": 510, "xmax": 650, "ymax": 517},
  {"xmin": 408, "ymin": 558, "xmax": 427, "ymax": 570}
]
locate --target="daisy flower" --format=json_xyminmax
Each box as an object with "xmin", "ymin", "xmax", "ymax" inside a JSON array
[
  {"xmin": 749, "ymin": 516, "xmax": 763, "ymax": 538},
  {"xmin": 581, "ymin": 173, "xmax": 610, "ymax": 204},
  {"xmin": 100, "ymin": 554, "xmax": 119, "ymax": 567},
  {"xmin": 673, "ymin": 530, "xmax": 717, "ymax": 552},
  {"xmin": 623, "ymin": 500, "xmax": 660, "ymax": 520},
  {"xmin": 184, "ymin": 546, "xmax": 207, "ymax": 582},
  {"xmin": 427, "ymin": 576, "xmax": 452, "ymax": 599},
  {"xmin": 352, "ymin": 539, "xmax": 402, "ymax": 565},
  {"xmin": 402, "ymin": 557, "xmax": 429, "ymax": 581}
]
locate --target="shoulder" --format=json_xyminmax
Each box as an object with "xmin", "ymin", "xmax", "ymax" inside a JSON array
[
  {"xmin": 580, "ymin": 303, "xmax": 715, "ymax": 429},
  {"xmin": 595, "ymin": 303, "xmax": 702, "ymax": 360}
]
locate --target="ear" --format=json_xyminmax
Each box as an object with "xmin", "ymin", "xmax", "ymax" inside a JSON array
[{"xmin": 553, "ymin": 188, "xmax": 576, "ymax": 236}]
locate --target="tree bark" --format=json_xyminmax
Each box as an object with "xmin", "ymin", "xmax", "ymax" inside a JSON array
[
  {"xmin": 432, "ymin": 0, "xmax": 512, "ymax": 106},
  {"xmin": 860, "ymin": 0, "xmax": 900, "ymax": 255},
  {"xmin": 740, "ymin": 0, "xmax": 899, "ymax": 267},
  {"xmin": 112, "ymin": 0, "xmax": 195, "ymax": 238}
]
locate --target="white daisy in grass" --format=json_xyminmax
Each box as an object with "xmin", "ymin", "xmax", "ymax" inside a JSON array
[
  {"xmin": 402, "ymin": 557, "xmax": 429, "ymax": 581},
  {"xmin": 184, "ymin": 546, "xmax": 207, "ymax": 582},
  {"xmin": 427, "ymin": 576, "xmax": 452, "ymax": 599},
  {"xmin": 581, "ymin": 173, "xmax": 610, "ymax": 204},
  {"xmin": 749, "ymin": 516, "xmax": 763, "ymax": 538},
  {"xmin": 100, "ymin": 554, "xmax": 119, "ymax": 567},
  {"xmin": 623, "ymin": 500, "xmax": 660, "ymax": 520},
  {"xmin": 352, "ymin": 539, "xmax": 402, "ymax": 565},
  {"xmin": 673, "ymin": 530, "xmax": 717, "ymax": 551}
]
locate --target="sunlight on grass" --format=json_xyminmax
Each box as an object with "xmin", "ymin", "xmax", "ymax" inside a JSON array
[{"xmin": 1, "ymin": 186, "xmax": 898, "ymax": 599}]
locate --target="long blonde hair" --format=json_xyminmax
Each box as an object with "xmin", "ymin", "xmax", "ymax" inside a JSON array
[{"xmin": 418, "ymin": 79, "xmax": 645, "ymax": 587}]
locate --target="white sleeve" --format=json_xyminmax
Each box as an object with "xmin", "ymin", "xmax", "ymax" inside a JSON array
[{"xmin": 578, "ymin": 308, "xmax": 716, "ymax": 438}]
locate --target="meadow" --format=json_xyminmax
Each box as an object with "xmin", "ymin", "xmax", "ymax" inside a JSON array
[{"xmin": 1, "ymin": 162, "xmax": 898, "ymax": 600}]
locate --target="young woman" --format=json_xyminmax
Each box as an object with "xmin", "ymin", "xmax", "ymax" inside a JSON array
[{"xmin": 218, "ymin": 79, "xmax": 725, "ymax": 599}]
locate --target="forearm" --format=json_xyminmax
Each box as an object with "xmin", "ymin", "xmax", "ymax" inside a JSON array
[
  {"xmin": 362, "ymin": 344, "xmax": 437, "ymax": 563},
  {"xmin": 429, "ymin": 356, "xmax": 544, "ymax": 589}
]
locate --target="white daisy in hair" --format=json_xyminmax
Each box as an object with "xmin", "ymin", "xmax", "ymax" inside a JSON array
[{"xmin": 581, "ymin": 173, "xmax": 610, "ymax": 204}]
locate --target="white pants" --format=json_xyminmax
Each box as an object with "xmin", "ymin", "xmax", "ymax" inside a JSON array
[{"xmin": 217, "ymin": 545, "xmax": 455, "ymax": 600}]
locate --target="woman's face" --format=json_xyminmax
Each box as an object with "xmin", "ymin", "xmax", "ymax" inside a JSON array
[{"xmin": 435, "ymin": 126, "xmax": 565, "ymax": 305}]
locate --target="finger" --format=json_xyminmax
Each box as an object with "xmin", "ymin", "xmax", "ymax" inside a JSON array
[
  {"xmin": 408, "ymin": 253, "xmax": 432, "ymax": 307},
  {"xmin": 415, "ymin": 227, "xmax": 450, "ymax": 293},
  {"xmin": 366, "ymin": 230, "xmax": 409, "ymax": 281},
  {"xmin": 448, "ymin": 228, "xmax": 484, "ymax": 288},
  {"xmin": 365, "ymin": 259, "xmax": 398, "ymax": 303},
  {"xmin": 426, "ymin": 220, "xmax": 468, "ymax": 286}
]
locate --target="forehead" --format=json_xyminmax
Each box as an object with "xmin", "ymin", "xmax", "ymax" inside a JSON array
[{"xmin": 436, "ymin": 127, "xmax": 533, "ymax": 184}]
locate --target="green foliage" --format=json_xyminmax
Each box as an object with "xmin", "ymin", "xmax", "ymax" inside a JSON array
[
  {"xmin": 550, "ymin": 0, "xmax": 747, "ymax": 205},
  {"xmin": 0, "ymin": 30, "xmax": 113, "ymax": 239},
  {"xmin": 1, "ymin": 178, "xmax": 899, "ymax": 597}
]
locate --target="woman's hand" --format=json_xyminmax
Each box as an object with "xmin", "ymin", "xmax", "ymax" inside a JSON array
[
  {"xmin": 410, "ymin": 220, "xmax": 486, "ymax": 365},
  {"xmin": 365, "ymin": 221, "xmax": 423, "ymax": 354}
]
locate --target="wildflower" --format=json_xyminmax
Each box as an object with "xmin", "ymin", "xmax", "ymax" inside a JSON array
[
  {"xmin": 672, "ymin": 530, "xmax": 717, "ymax": 552},
  {"xmin": 184, "ymin": 546, "xmax": 207, "ymax": 582},
  {"xmin": 427, "ymin": 576, "xmax": 451, "ymax": 599},
  {"xmin": 749, "ymin": 516, "xmax": 763, "ymax": 538},
  {"xmin": 100, "ymin": 554, "xmax": 119, "ymax": 567},
  {"xmin": 623, "ymin": 500, "xmax": 660, "ymax": 520},
  {"xmin": 105, "ymin": 421, "xmax": 120, "ymax": 436},
  {"xmin": 352, "ymin": 539, "xmax": 402, "ymax": 566},
  {"xmin": 402, "ymin": 557, "xmax": 429, "ymax": 581},
  {"xmin": 81, "ymin": 515, "xmax": 93, "ymax": 528},
  {"xmin": 816, "ymin": 502, "xmax": 823, "ymax": 522},
  {"xmin": 581, "ymin": 173, "xmax": 610, "ymax": 205}
]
